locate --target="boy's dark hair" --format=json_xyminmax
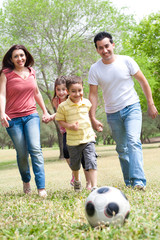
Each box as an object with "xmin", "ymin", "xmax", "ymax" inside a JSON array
[
  {"xmin": 94, "ymin": 31, "xmax": 113, "ymax": 48},
  {"xmin": 66, "ymin": 75, "xmax": 83, "ymax": 90}
]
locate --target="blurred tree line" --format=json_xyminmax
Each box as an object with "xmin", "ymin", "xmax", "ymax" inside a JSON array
[{"xmin": 0, "ymin": 0, "xmax": 159, "ymax": 153}]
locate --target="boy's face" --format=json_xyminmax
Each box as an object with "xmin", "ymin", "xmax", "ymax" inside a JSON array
[{"xmin": 67, "ymin": 83, "xmax": 83, "ymax": 103}]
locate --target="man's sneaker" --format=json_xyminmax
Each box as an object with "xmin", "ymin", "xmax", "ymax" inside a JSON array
[
  {"xmin": 38, "ymin": 189, "xmax": 47, "ymax": 198},
  {"xmin": 74, "ymin": 180, "xmax": 82, "ymax": 192},
  {"xmin": 70, "ymin": 175, "xmax": 75, "ymax": 186}
]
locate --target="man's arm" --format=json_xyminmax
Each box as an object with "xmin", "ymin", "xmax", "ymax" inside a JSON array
[
  {"xmin": 89, "ymin": 84, "xmax": 103, "ymax": 131},
  {"xmin": 134, "ymin": 70, "xmax": 158, "ymax": 119}
]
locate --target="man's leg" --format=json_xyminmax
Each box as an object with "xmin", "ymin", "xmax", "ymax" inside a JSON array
[
  {"xmin": 124, "ymin": 103, "xmax": 146, "ymax": 187},
  {"xmin": 107, "ymin": 112, "xmax": 130, "ymax": 186}
]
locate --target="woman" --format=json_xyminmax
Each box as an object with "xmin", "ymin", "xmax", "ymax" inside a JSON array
[{"xmin": 0, "ymin": 45, "xmax": 50, "ymax": 197}]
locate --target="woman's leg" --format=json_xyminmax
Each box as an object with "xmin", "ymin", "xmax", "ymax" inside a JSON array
[
  {"xmin": 6, "ymin": 118, "xmax": 31, "ymax": 184},
  {"xmin": 24, "ymin": 113, "xmax": 45, "ymax": 190}
]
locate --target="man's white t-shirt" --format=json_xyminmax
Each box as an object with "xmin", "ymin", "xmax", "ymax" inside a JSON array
[{"xmin": 88, "ymin": 55, "xmax": 140, "ymax": 113}]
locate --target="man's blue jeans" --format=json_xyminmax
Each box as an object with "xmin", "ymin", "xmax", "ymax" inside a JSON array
[
  {"xmin": 107, "ymin": 102, "xmax": 146, "ymax": 187},
  {"xmin": 6, "ymin": 113, "xmax": 45, "ymax": 189}
]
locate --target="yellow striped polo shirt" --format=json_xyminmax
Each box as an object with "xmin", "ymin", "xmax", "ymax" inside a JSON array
[{"xmin": 55, "ymin": 97, "xmax": 95, "ymax": 146}]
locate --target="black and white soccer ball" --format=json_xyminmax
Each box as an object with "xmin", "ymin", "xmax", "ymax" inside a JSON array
[{"xmin": 85, "ymin": 186, "xmax": 130, "ymax": 227}]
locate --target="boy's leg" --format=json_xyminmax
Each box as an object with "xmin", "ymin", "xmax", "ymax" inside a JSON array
[
  {"xmin": 72, "ymin": 170, "xmax": 80, "ymax": 181},
  {"xmin": 83, "ymin": 142, "xmax": 97, "ymax": 189},
  {"xmin": 84, "ymin": 170, "xmax": 91, "ymax": 190},
  {"xmin": 81, "ymin": 153, "xmax": 91, "ymax": 189},
  {"xmin": 88, "ymin": 169, "xmax": 97, "ymax": 188},
  {"xmin": 72, "ymin": 170, "xmax": 81, "ymax": 192},
  {"xmin": 67, "ymin": 145, "xmax": 82, "ymax": 192}
]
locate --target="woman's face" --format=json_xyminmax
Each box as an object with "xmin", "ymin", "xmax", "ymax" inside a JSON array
[{"xmin": 11, "ymin": 49, "xmax": 26, "ymax": 69}]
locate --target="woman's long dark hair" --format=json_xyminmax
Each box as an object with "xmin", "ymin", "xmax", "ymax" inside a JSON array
[{"xmin": 0, "ymin": 44, "xmax": 34, "ymax": 75}]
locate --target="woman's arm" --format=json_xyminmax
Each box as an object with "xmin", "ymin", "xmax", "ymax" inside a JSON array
[
  {"xmin": 0, "ymin": 73, "xmax": 11, "ymax": 127},
  {"xmin": 34, "ymin": 80, "xmax": 50, "ymax": 123}
]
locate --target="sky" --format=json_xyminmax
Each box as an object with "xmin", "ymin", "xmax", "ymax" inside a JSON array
[
  {"xmin": 111, "ymin": 0, "xmax": 160, "ymax": 22},
  {"xmin": 0, "ymin": 0, "xmax": 160, "ymax": 22}
]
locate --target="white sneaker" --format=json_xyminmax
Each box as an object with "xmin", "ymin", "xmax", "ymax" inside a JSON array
[{"xmin": 38, "ymin": 189, "xmax": 47, "ymax": 198}]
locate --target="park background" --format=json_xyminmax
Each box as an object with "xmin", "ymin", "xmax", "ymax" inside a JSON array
[
  {"xmin": 0, "ymin": 0, "xmax": 160, "ymax": 239},
  {"xmin": 0, "ymin": 0, "xmax": 160, "ymax": 157}
]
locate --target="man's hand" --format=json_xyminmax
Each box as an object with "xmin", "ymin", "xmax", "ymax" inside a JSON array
[{"xmin": 91, "ymin": 118, "xmax": 103, "ymax": 132}]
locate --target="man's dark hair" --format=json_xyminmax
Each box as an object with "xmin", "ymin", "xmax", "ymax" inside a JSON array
[{"xmin": 94, "ymin": 31, "xmax": 113, "ymax": 48}]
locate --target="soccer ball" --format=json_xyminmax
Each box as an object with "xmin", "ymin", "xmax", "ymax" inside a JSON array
[{"xmin": 85, "ymin": 186, "xmax": 130, "ymax": 227}]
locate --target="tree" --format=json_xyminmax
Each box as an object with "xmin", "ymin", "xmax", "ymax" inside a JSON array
[
  {"xmin": 0, "ymin": 126, "xmax": 13, "ymax": 149},
  {"xmin": 0, "ymin": 0, "xmax": 136, "ymax": 155},
  {"xmin": 141, "ymin": 113, "xmax": 160, "ymax": 143},
  {"xmin": 122, "ymin": 13, "xmax": 160, "ymax": 111}
]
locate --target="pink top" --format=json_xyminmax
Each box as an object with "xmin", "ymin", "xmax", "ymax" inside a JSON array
[
  {"xmin": 3, "ymin": 67, "xmax": 38, "ymax": 119},
  {"xmin": 53, "ymin": 96, "xmax": 66, "ymax": 134}
]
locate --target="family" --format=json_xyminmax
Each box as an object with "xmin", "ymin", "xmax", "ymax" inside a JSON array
[{"xmin": 0, "ymin": 31, "xmax": 158, "ymax": 197}]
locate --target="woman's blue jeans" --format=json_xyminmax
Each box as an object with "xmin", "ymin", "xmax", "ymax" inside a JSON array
[
  {"xmin": 6, "ymin": 113, "xmax": 45, "ymax": 189},
  {"xmin": 107, "ymin": 102, "xmax": 146, "ymax": 187}
]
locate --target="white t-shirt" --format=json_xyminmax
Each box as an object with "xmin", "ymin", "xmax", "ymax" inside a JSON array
[{"xmin": 88, "ymin": 55, "xmax": 140, "ymax": 113}]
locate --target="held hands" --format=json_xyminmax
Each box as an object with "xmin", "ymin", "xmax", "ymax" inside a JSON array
[
  {"xmin": 147, "ymin": 104, "xmax": 158, "ymax": 119},
  {"xmin": 42, "ymin": 112, "xmax": 52, "ymax": 123},
  {"xmin": 91, "ymin": 118, "xmax": 103, "ymax": 132}
]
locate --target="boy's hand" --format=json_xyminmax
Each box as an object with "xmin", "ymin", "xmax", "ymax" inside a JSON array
[{"xmin": 70, "ymin": 121, "xmax": 79, "ymax": 131}]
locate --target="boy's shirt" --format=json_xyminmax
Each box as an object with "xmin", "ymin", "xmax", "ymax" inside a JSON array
[{"xmin": 55, "ymin": 97, "xmax": 95, "ymax": 146}]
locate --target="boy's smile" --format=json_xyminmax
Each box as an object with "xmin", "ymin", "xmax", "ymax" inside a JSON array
[{"xmin": 67, "ymin": 83, "xmax": 83, "ymax": 103}]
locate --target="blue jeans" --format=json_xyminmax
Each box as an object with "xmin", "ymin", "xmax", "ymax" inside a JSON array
[
  {"xmin": 6, "ymin": 113, "xmax": 45, "ymax": 189},
  {"xmin": 107, "ymin": 102, "xmax": 146, "ymax": 187}
]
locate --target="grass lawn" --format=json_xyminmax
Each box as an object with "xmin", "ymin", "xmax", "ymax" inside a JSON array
[{"xmin": 0, "ymin": 143, "xmax": 160, "ymax": 239}]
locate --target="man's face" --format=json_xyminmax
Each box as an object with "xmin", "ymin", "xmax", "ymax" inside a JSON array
[{"xmin": 96, "ymin": 37, "xmax": 115, "ymax": 64}]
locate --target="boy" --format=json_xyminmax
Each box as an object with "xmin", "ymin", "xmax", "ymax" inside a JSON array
[{"xmin": 55, "ymin": 76, "xmax": 97, "ymax": 192}]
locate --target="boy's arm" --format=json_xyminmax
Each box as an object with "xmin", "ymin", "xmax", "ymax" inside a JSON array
[{"xmin": 58, "ymin": 120, "xmax": 79, "ymax": 131}]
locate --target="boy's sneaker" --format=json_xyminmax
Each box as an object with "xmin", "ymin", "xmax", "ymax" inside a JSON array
[
  {"xmin": 91, "ymin": 187, "xmax": 97, "ymax": 192},
  {"xmin": 70, "ymin": 175, "xmax": 75, "ymax": 186},
  {"xmin": 74, "ymin": 180, "xmax": 82, "ymax": 192}
]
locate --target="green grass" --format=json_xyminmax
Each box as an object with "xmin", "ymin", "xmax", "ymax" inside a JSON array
[{"xmin": 0, "ymin": 144, "xmax": 160, "ymax": 239}]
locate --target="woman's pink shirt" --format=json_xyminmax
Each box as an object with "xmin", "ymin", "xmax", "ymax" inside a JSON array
[{"xmin": 3, "ymin": 67, "xmax": 38, "ymax": 119}]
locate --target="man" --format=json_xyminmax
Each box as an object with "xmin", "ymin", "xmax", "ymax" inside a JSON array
[{"xmin": 88, "ymin": 31, "xmax": 158, "ymax": 190}]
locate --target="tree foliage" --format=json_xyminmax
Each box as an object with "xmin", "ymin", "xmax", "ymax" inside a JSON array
[
  {"xmin": 0, "ymin": 0, "xmax": 135, "ymax": 154},
  {"xmin": 122, "ymin": 12, "xmax": 160, "ymax": 111}
]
